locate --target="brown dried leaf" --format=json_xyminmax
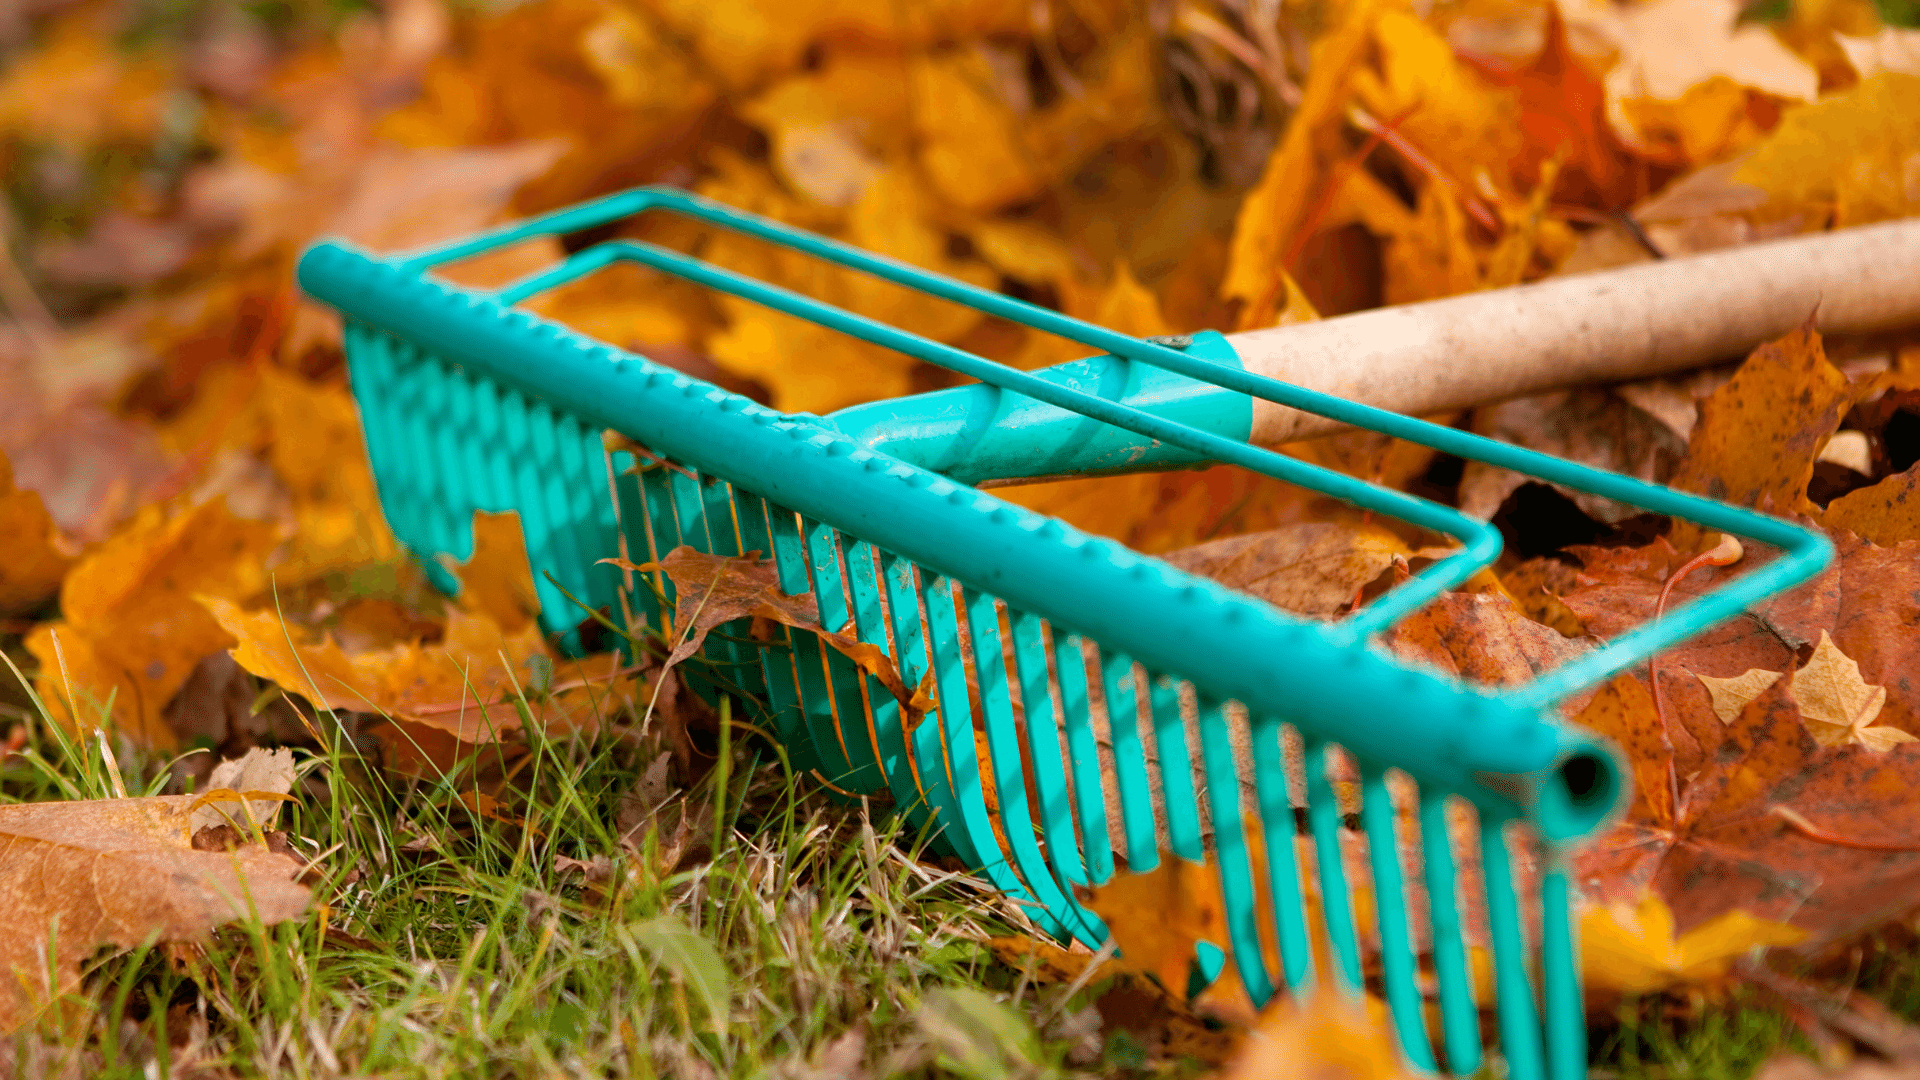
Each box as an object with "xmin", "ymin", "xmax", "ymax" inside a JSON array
[
  {"xmin": 1560, "ymin": 537, "xmax": 1804, "ymax": 773},
  {"xmin": 1756, "ymin": 533, "xmax": 1920, "ymax": 735},
  {"xmin": 1499, "ymin": 556, "xmax": 1587, "ymax": 637},
  {"xmin": 189, "ymin": 747, "xmax": 297, "ymax": 834},
  {"xmin": 203, "ymin": 597, "xmax": 632, "ymax": 741},
  {"xmin": 1823, "ymin": 464, "xmax": 1920, "ymax": 546},
  {"xmin": 616, "ymin": 546, "xmax": 822, "ymax": 669},
  {"xmin": 1159, "ymin": 522, "xmax": 1417, "ymax": 618},
  {"xmin": 1668, "ymin": 326, "xmax": 1851, "ymax": 546},
  {"xmin": 1573, "ymin": 674, "xmax": 1675, "ymax": 827},
  {"xmin": 204, "ymin": 510, "xmax": 638, "ymax": 740},
  {"xmin": 1458, "ymin": 388, "xmax": 1691, "ymax": 524},
  {"xmin": 612, "ymin": 545, "xmax": 932, "ymax": 719},
  {"xmin": 1576, "ymin": 678, "xmax": 1920, "ymax": 948},
  {"xmin": 1380, "ymin": 591, "xmax": 1591, "ymax": 698},
  {"xmin": 0, "ymin": 795, "xmax": 309, "ymax": 1033}
]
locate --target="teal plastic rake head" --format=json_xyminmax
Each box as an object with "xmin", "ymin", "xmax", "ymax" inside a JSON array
[{"xmin": 297, "ymin": 186, "xmax": 1831, "ymax": 1079}]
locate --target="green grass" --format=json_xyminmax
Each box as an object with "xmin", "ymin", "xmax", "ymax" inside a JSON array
[
  {"xmin": 4, "ymin": 657, "xmax": 1918, "ymax": 1079},
  {"xmin": 1594, "ymin": 993, "xmax": 1810, "ymax": 1080},
  {"xmin": 1590, "ymin": 937, "xmax": 1920, "ymax": 1080},
  {"xmin": 0, "ymin": 678, "xmax": 1146, "ymax": 1079}
]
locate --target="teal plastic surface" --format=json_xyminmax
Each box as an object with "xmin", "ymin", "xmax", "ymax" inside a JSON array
[{"xmin": 298, "ymin": 184, "xmax": 1833, "ymax": 1080}]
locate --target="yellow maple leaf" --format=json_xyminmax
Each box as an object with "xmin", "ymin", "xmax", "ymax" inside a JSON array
[
  {"xmin": 441, "ymin": 512, "xmax": 544, "ymax": 636},
  {"xmin": 259, "ymin": 370, "xmax": 400, "ymax": 581},
  {"xmin": 636, "ymin": 0, "xmax": 1030, "ymax": 92},
  {"xmin": 379, "ymin": 0, "xmax": 716, "ymax": 211},
  {"xmin": 1790, "ymin": 630, "xmax": 1914, "ymax": 751},
  {"xmin": 907, "ymin": 48, "xmax": 1046, "ymax": 214},
  {"xmin": 1081, "ymin": 854, "xmax": 1228, "ymax": 996},
  {"xmin": 1217, "ymin": 990, "xmax": 1416, "ymax": 1080},
  {"xmin": 702, "ymin": 165, "xmax": 996, "ymax": 413},
  {"xmin": 909, "ymin": 31, "xmax": 1159, "ymax": 215},
  {"xmin": 1735, "ymin": 71, "xmax": 1920, "ymax": 227},
  {"xmin": 27, "ymin": 499, "xmax": 288, "ymax": 747},
  {"xmin": 740, "ymin": 55, "xmax": 911, "ymax": 207},
  {"xmin": 1222, "ymin": 0, "xmax": 1378, "ymax": 314},
  {"xmin": 1348, "ymin": 8, "xmax": 1523, "ymax": 191},
  {"xmin": 201, "ymin": 511, "xmax": 635, "ymax": 742},
  {"xmin": 1621, "ymin": 76, "xmax": 1790, "ymax": 168},
  {"xmin": 1582, "ymin": 892, "xmax": 1808, "ymax": 993}
]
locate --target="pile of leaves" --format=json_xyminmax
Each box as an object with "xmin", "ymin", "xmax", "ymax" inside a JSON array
[{"xmin": 2, "ymin": 0, "xmax": 1920, "ymax": 1075}]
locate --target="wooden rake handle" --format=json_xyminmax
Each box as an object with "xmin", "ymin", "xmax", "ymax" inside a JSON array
[{"xmin": 1223, "ymin": 220, "xmax": 1920, "ymax": 445}]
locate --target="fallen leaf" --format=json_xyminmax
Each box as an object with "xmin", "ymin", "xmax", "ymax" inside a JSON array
[
  {"xmin": 0, "ymin": 451, "xmax": 73, "ymax": 615},
  {"xmin": 203, "ymin": 595, "xmax": 635, "ymax": 743},
  {"xmin": 203, "ymin": 511, "xmax": 638, "ymax": 741},
  {"xmin": 1215, "ymin": 989, "xmax": 1416, "ymax": 1080},
  {"xmin": 1080, "ymin": 854, "xmax": 1226, "ymax": 996},
  {"xmin": 1823, "ymin": 463, "xmax": 1920, "ymax": 545},
  {"xmin": 1603, "ymin": 0, "xmax": 1817, "ymax": 115},
  {"xmin": 636, "ymin": 0, "xmax": 1028, "ymax": 92},
  {"xmin": 1159, "ymin": 522, "xmax": 1420, "ymax": 618},
  {"xmin": 1562, "ymin": 538, "xmax": 1795, "ymax": 766},
  {"xmin": 1580, "ymin": 891, "xmax": 1807, "ymax": 994},
  {"xmin": 378, "ymin": 0, "xmax": 712, "ymax": 212},
  {"xmin": 1575, "ymin": 677, "xmax": 1920, "ymax": 948},
  {"xmin": 1574, "ymin": 674, "xmax": 1676, "ymax": 826},
  {"xmin": 0, "ymin": 795, "xmax": 309, "ymax": 1033},
  {"xmin": 1694, "ymin": 668, "xmax": 1785, "ymax": 724},
  {"xmin": 441, "ymin": 511, "xmax": 541, "ymax": 636},
  {"xmin": 1620, "ymin": 76, "xmax": 1793, "ymax": 170},
  {"xmin": 982, "ymin": 936, "xmax": 1100, "ymax": 985},
  {"xmin": 0, "ymin": 9, "xmax": 173, "ymax": 151},
  {"xmin": 26, "ymin": 498, "xmax": 287, "ymax": 747},
  {"xmin": 4, "ymin": 400, "xmax": 182, "ymax": 547},
  {"xmin": 1381, "ymin": 591, "xmax": 1592, "ymax": 698},
  {"xmin": 739, "ymin": 55, "xmax": 907, "ymax": 207},
  {"xmin": 1735, "ymin": 71, "xmax": 1920, "ymax": 226},
  {"xmin": 1222, "ymin": 0, "xmax": 1377, "ymax": 316},
  {"xmin": 189, "ymin": 746, "xmax": 298, "ymax": 834},
  {"xmin": 619, "ymin": 546, "xmax": 823, "ymax": 669},
  {"xmin": 697, "ymin": 163, "xmax": 996, "ymax": 413},
  {"xmin": 1791, "ymin": 630, "xmax": 1913, "ymax": 750},
  {"xmin": 1499, "ymin": 556, "xmax": 1587, "ymax": 637},
  {"xmin": 1508, "ymin": 4, "xmax": 1651, "ymax": 209},
  {"xmin": 257, "ymin": 370, "xmax": 399, "ymax": 581},
  {"xmin": 1667, "ymin": 325, "xmax": 1853, "ymax": 544},
  {"xmin": 909, "ymin": 31, "xmax": 1158, "ymax": 216},
  {"xmin": 1457, "ymin": 388, "xmax": 1692, "ymax": 524},
  {"xmin": 612, "ymin": 545, "xmax": 931, "ymax": 719},
  {"xmin": 1758, "ymin": 532, "xmax": 1920, "ymax": 734}
]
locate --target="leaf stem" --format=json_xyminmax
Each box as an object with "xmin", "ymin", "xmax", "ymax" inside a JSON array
[{"xmin": 1650, "ymin": 535, "xmax": 1745, "ymax": 737}]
